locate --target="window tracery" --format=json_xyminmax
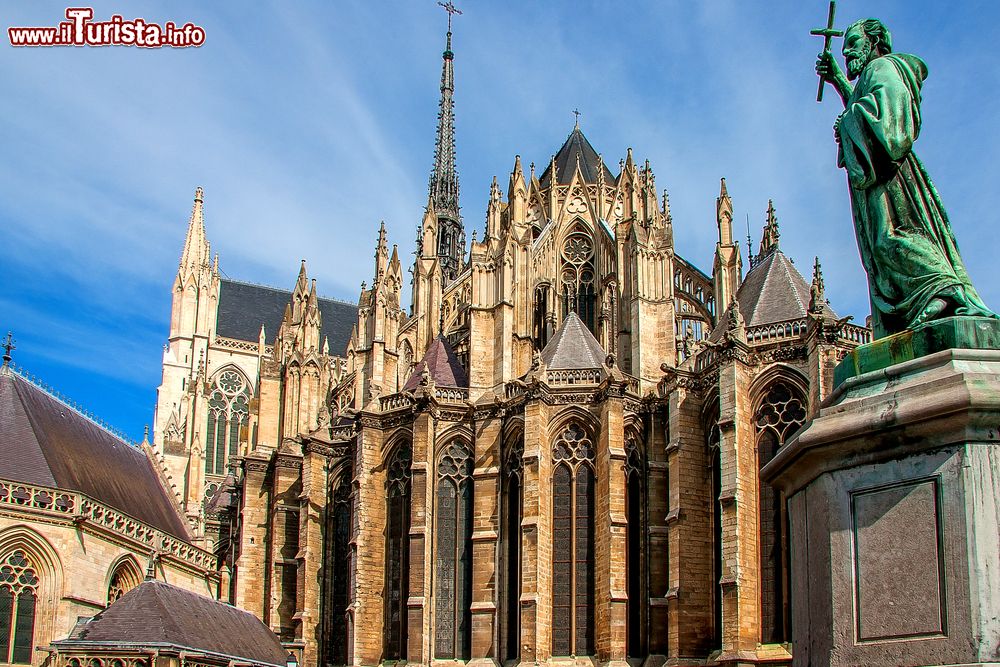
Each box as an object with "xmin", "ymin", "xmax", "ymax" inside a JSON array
[
  {"xmin": 106, "ymin": 560, "xmax": 141, "ymax": 606},
  {"xmin": 205, "ymin": 370, "xmax": 250, "ymax": 477},
  {"xmin": 1, "ymin": 550, "xmax": 38, "ymax": 664},
  {"xmin": 551, "ymin": 423, "xmax": 595, "ymax": 656},
  {"xmin": 754, "ymin": 379, "xmax": 806, "ymax": 645},
  {"xmin": 500, "ymin": 435, "xmax": 523, "ymax": 662},
  {"xmin": 434, "ymin": 441, "xmax": 474, "ymax": 659},
  {"xmin": 560, "ymin": 232, "xmax": 597, "ymax": 332},
  {"xmin": 384, "ymin": 444, "xmax": 411, "ymax": 661}
]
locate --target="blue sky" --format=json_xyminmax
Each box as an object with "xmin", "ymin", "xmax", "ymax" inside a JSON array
[{"xmin": 2, "ymin": 1, "xmax": 998, "ymax": 440}]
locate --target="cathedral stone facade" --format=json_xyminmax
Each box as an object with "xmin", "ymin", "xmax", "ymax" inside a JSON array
[{"xmin": 150, "ymin": 27, "xmax": 872, "ymax": 667}]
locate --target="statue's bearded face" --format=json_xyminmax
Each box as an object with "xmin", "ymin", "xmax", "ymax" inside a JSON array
[{"xmin": 843, "ymin": 27, "xmax": 874, "ymax": 80}]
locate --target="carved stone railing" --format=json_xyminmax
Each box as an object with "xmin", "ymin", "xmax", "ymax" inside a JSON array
[
  {"xmin": 745, "ymin": 318, "xmax": 809, "ymax": 343},
  {"xmin": 434, "ymin": 387, "xmax": 469, "ymax": 403},
  {"xmin": 379, "ymin": 394, "xmax": 413, "ymax": 412},
  {"xmin": 0, "ymin": 480, "xmax": 215, "ymax": 573},
  {"xmin": 839, "ymin": 323, "xmax": 872, "ymax": 344},
  {"xmin": 213, "ymin": 336, "xmax": 272, "ymax": 355},
  {"xmin": 504, "ymin": 383, "xmax": 525, "ymax": 401},
  {"xmin": 546, "ymin": 368, "xmax": 603, "ymax": 386},
  {"xmin": 694, "ymin": 347, "xmax": 717, "ymax": 372},
  {"xmin": 60, "ymin": 655, "xmax": 151, "ymax": 667}
]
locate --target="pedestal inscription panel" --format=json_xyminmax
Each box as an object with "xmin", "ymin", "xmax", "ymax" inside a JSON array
[{"xmin": 851, "ymin": 478, "xmax": 945, "ymax": 642}]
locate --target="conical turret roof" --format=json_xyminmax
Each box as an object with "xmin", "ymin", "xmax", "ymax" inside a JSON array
[
  {"xmin": 539, "ymin": 127, "xmax": 615, "ymax": 188},
  {"xmin": 540, "ymin": 311, "xmax": 607, "ymax": 370},
  {"xmin": 403, "ymin": 335, "xmax": 468, "ymax": 391}
]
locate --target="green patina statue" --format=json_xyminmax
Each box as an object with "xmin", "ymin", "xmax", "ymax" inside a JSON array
[{"xmin": 816, "ymin": 18, "xmax": 996, "ymax": 339}]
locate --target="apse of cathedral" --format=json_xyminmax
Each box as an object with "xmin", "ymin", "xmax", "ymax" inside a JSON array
[{"xmin": 146, "ymin": 21, "xmax": 873, "ymax": 667}]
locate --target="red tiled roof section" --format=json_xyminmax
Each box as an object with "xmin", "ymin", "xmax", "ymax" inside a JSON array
[
  {"xmin": 403, "ymin": 336, "xmax": 468, "ymax": 391},
  {"xmin": 0, "ymin": 371, "xmax": 190, "ymax": 540},
  {"xmin": 57, "ymin": 580, "xmax": 288, "ymax": 666}
]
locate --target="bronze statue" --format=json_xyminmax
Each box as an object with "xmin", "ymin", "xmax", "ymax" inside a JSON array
[{"xmin": 816, "ymin": 18, "xmax": 996, "ymax": 339}]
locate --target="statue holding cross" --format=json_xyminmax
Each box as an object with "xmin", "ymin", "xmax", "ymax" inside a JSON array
[{"xmin": 812, "ymin": 13, "xmax": 996, "ymax": 338}]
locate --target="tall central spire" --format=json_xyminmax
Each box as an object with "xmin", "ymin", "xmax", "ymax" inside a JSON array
[{"xmin": 428, "ymin": 2, "xmax": 464, "ymax": 283}]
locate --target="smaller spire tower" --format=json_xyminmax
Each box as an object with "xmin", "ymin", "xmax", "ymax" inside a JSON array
[{"xmin": 429, "ymin": 1, "xmax": 465, "ymax": 283}]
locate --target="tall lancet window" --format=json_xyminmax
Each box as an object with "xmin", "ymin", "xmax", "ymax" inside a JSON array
[
  {"xmin": 205, "ymin": 369, "xmax": 250, "ymax": 476},
  {"xmin": 551, "ymin": 423, "xmax": 596, "ymax": 656},
  {"xmin": 0, "ymin": 550, "xmax": 39, "ymax": 665},
  {"xmin": 434, "ymin": 441, "xmax": 474, "ymax": 660},
  {"xmin": 561, "ymin": 231, "xmax": 597, "ymax": 333},
  {"xmin": 706, "ymin": 411, "xmax": 723, "ymax": 649},
  {"xmin": 624, "ymin": 434, "xmax": 647, "ymax": 658},
  {"xmin": 384, "ymin": 445, "xmax": 412, "ymax": 661},
  {"xmin": 500, "ymin": 434, "xmax": 524, "ymax": 663},
  {"xmin": 325, "ymin": 469, "xmax": 353, "ymax": 666},
  {"xmin": 755, "ymin": 380, "xmax": 806, "ymax": 645}
]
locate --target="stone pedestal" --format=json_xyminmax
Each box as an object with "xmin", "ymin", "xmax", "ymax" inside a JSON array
[{"xmin": 762, "ymin": 321, "xmax": 1000, "ymax": 667}]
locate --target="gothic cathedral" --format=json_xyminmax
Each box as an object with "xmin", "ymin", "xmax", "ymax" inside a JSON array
[{"xmin": 151, "ymin": 24, "xmax": 871, "ymax": 667}]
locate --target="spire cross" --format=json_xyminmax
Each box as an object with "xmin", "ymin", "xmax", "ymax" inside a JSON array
[
  {"xmin": 437, "ymin": 0, "xmax": 462, "ymax": 32},
  {"xmin": 572, "ymin": 108, "xmax": 581, "ymax": 128},
  {"xmin": 1, "ymin": 331, "xmax": 14, "ymax": 367}
]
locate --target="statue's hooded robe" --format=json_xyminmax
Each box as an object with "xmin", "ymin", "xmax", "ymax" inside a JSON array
[{"xmin": 838, "ymin": 53, "xmax": 995, "ymax": 338}]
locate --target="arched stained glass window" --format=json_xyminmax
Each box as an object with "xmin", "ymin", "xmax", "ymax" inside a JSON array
[
  {"xmin": 434, "ymin": 441, "xmax": 474, "ymax": 659},
  {"xmin": 501, "ymin": 435, "xmax": 524, "ymax": 663},
  {"xmin": 325, "ymin": 471, "xmax": 353, "ymax": 666},
  {"xmin": 624, "ymin": 434, "xmax": 646, "ymax": 659},
  {"xmin": 107, "ymin": 559, "xmax": 142, "ymax": 606},
  {"xmin": 561, "ymin": 232, "xmax": 597, "ymax": 333},
  {"xmin": 755, "ymin": 380, "xmax": 806, "ymax": 645},
  {"xmin": 205, "ymin": 370, "xmax": 250, "ymax": 476},
  {"xmin": 384, "ymin": 445, "xmax": 412, "ymax": 661},
  {"xmin": 551, "ymin": 423, "xmax": 596, "ymax": 657},
  {"xmin": 0, "ymin": 550, "xmax": 39, "ymax": 665}
]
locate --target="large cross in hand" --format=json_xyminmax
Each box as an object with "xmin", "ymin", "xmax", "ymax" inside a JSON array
[{"xmin": 811, "ymin": 0, "xmax": 844, "ymax": 102}]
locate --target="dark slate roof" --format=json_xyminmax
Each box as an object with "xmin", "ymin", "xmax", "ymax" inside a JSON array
[
  {"xmin": 56, "ymin": 580, "xmax": 288, "ymax": 667},
  {"xmin": 216, "ymin": 279, "xmax": 357, "ymax": 356},
  {"xmin": 710, "ymin": 248, "xmax": 835, "ymax": 341},
  {"xmin": 540, "ymin": 312, "xmax": 607, "ymax": 370},
  {"xmin": 403, "ymin": 336, "xmax": 468, "ymax": 391},
  {"xmin": 0, "ymin": 370, "xmax": 190, "ymax": 540},
  {"xmin": 539, "ymin": 127, "xmax": 615, "ymax": 188}
]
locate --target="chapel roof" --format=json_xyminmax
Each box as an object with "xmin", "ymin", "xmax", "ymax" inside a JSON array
[
  {"xmin": 540, "ymin": 311, "xmax": 607, "ymax": 370},
  {"xmin": 538, "ymin": 127, "xmax": 615, "ymax": 188},
  {"xmin": 710, "ymin": 247, "xmax": 836, "ymax": 341},
  {"xmin": 0, "ymin": 368, "xmax": 190, "ymax": 540},
  {"xmin": 402, "ymin": 336, "xmax": 468, "ymax": 391},
  {"xmin": 55, "ymin": 580, "xmax": 288, "ymax": 667},
  {"xmin": 216, "ymin": 278, "xmax": 357, "ymax": 355}
]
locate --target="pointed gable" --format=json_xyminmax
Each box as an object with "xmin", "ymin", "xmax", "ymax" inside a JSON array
[
  {"xmin": 540, "ymin": 311, "xmax": 607, "ymax": 370},
  {"xmin": 539, "ymin": 127, "xmax": 615, "ymax": 188},
  {"xmin": 403, "ymin": 336, "xmax": 468, "ymax": 391}
]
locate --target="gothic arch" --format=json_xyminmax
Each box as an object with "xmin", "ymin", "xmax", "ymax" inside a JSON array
[
  {"xmin": 752, "ymin": 376, "xmax": 807, "ymax": 646},
  {"xmin": 0, "ymin": 525, "xmax": 62, "ymax": 666},
  {"xmin": 432, "ymin": 438, "xmax": 475, "ymax": 659},
  {"xmin": 748, "ymin": 365, "xmax": 808, "ymax": 412},
  {"xmin": 204, "ymin": 366, "xmax": 252, "ymax": 477},
  {"xmin": 105, "ymin": 554, "xmax": 143, "ymax": 605},
  {"xmin": 700, "ymin": 396, "xmax": 724, "ymax": 650},
  {"xmin": 499, "ymin": 422, "xmax": 525, "ymax": 663},
  {"xmin": 397, "ymin": 339, "xmax": 414, "ymax": 391},
  {"xmin": 550, "ymin": 420, "xmax": 597, "ymax": 656},
  {"xmin": 623, "ymin": 427, "xmax": 647, "ymax": 659},
  {"xmin": 379, "ymin": 428, "xmax": 413, "ymax": 466},
  {"xmin": 382, "ymin": 439, "xmax": 412, "ymax": 661},
  {"xmin": 324, "ymin": 463, "xmax": 354, "ymax": 666},
  {"xmin": 547, "ymin": 406, "xmax": 599, "ymax": 443}
]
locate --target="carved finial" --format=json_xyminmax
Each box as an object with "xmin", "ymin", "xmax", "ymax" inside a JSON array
[
  {"xmin": 759, "ymin": 199, "xmax": 780, "ymax": 255},
  {"xmin": 1, "ymin": 331, "xmax": 15, "ymax": 369},
  {"xmin": 809, "ymin": 256, "xmax": 827, "ymax": 314},
  {"xmin": 572, "ymin": 107, "xmax": 581, "ymax": 129}
]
